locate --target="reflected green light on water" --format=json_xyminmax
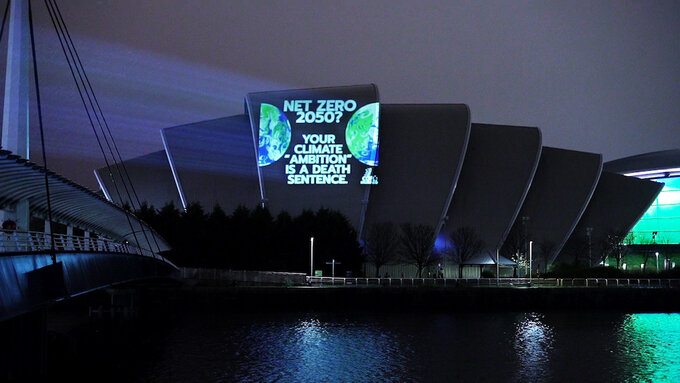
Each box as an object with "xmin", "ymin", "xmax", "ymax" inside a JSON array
[{"xmin": 618, "ymin": 313, "xmax": 680, "ymax": 383}]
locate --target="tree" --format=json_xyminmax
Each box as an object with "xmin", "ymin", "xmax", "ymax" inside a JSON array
[
  {"xmin": 448, "ymin": 226, "xmax": 484, "ymax": 278},
  {"xmin": 500, "ymin": 228, "xmax": 523, "ymax": 264},
  {"xmin": 537, "ymin": 240, "xmax": 557, "ymax": 273},
  {"xmin": 365, "ymin": 222, "xmax": 400, "ymax": 277},
  {"xmin": 563, "ymin": 236, "xmax": 589, "ymax": 266},
  {"xmin": 600, "ymin": 230, "xmax": 629, "ymax": 269},
  {"xmin": 399, "ymin": 223, "xmax": 438, "ymax": 278}
]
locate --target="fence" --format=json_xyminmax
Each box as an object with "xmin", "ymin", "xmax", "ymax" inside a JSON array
[
  {"xmin": 0, "ymin": 229, "xmax": 157, "ymax": 258},
  {"xmin": 181, "ymin": 268, "xmax": 308, "ymax": 286},
  {"xmin": 307, "ymin": 276, "xmax": 680, "ymax": 288}
]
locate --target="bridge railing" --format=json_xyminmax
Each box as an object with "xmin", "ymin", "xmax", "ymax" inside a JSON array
[
  {"xmin": 0, "ymin": 229, "xmax": 157, "ymax": 258},
  {"xmin": 307, "ymin": 276, "xmax": 680, "ymax": 288}
]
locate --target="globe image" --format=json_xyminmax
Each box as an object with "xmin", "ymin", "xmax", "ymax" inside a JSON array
[
  {"xmin": 345, "ymin": 102, "xmax": 379, "ymax": 166},
  {"xmin": 258, "ymin": 103, "xmax": 291, "ymax": 166}
]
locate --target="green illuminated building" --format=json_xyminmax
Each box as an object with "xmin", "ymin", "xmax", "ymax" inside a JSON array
[{"xmin": 627, "ymin": 176, "xmax": 680, "ymax": 245}]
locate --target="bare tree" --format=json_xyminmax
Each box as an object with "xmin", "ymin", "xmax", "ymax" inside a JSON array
[
  {"xmin": 500, "ymin": 228, "xmax": 523, "ymax": 263},
  {"xmin": 641, "ymin": 251, "xmax": 653, "ymax": 272},
  {"xmin": 600, "ymin": 230, "xmax": 629, "ymax": 269},
  {"xmin": 365, "ymin": 222, "xmax": 400, "ymax": 277},
  {"xmin": 448, "ymin": 226, "xmax": 484, "ymax": 278},
  {"xmin": 399, "ymin": 223, "xmax": 438, "ymax": 278},
  {"xmin": 563, "ymin": 237, "xmax": 589, "ymax": 266},
  {"xmin": 537, "ymin": 240, "xmax": 557, "ymax": 273}
]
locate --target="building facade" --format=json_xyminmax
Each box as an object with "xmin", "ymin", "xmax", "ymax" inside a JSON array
[{"xmin": 95, "ymin": 84, "xmax": 672, "ymax": 274}]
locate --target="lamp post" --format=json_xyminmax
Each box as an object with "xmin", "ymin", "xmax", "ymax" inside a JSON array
[
  {"xmin": 529, "ymin": 240, "xmax": 533, "ymax": 283},
  {"xmin": 586, "ymin": 227, "xmax": 593, "ymax": 267},
  {"xmin": 326, "ymin": 259, "xmax": 341, "ymax": 278},
  {"xmin": 310, "ymin": 237, "xmax": 314, "ymax": 276},
  {"xmin": 655, "ymin": 251, "xmax": 659, "ymax": 272},
  {"xmin": 496, "ymin": 249, "xmax": 499, "ymax": 283}
]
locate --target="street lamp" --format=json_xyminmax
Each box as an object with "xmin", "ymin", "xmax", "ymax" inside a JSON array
[
  {"xmin": 496, "ymin": 249, "xmax": 499, "ymax": 283},
  {"xmin": 586, "ymin": 227, "xmax": 593, "ymax": 267},
  {"xmin": 529, "ymin": 240, "xmax": 533, "ymax": 283},
  {"xmin": 310, "ymin": 237, "xmax": 314, "ymax": 276},
  {"xmin": 655, "ymin": 252, "xmax": 659, "ymax": 272}
]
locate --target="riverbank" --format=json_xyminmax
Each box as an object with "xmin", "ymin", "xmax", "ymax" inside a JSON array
[{"xmin": 144, "ymin": 284, "xmax": 680, "ymax": 313}]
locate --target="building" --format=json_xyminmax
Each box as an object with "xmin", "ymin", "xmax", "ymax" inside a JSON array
[
  {"xmin": 602, "ymin": 150, "xmax": 680, "ymax": 270},
  {"xmin": 95, "ymin": 84, "xmax": 672, "ymax": 276}
]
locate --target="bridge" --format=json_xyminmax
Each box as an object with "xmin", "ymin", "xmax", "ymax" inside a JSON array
[{"xmin": 0, "ymin": 150, "xmax": 178, "ymax": 322}]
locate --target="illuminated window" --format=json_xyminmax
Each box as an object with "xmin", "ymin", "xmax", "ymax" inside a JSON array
[{"xmin": 627, "ymin": 177, "xmax": 680, "ymax": 244}]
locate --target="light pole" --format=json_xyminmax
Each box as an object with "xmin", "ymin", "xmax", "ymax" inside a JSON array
[
  {"xmin": 326, "ymin": 259, "xmax": 341, "ymax": 278},
  {"xmin": 496, "ymin": 249, "xmax": 499, "ymax": 283},
  {"xmin": 529, "ymin": 240, "xmax": 533, "ymax": 283},
  {"xmin": 310, "ymin": 237, "xmax": 314, "ymax": 276},
  {"xmin": 655, "ymin": 251, "xmax": 659, "ymax": 272},
  {"xmin": 586, "ymin": 227, "xmax": 593, "ymax": 267}
]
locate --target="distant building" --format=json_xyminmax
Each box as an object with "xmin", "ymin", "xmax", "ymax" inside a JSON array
[{"xmin": 95, "ymin": 84, "xmax": 672, "ymax": 274}]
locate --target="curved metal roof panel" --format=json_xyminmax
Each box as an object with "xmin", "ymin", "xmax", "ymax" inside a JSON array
[
  {"xmin": 363, "ymin": 104, "xmax": 471, "ymax": 238},
  {"xmin": 0, "ymin": 150, "xmax": 170, "ymax": 252},
  {"xmin": 506, "ymin": 147, "xmax": 603, "ymax": 266},
  {"xmin": 445, "ymin": 123, "xmax": 542, "ymax": 257},
  {"xmin": 604, "ymin": 149, "xmax": 680, "ymax": 174}
]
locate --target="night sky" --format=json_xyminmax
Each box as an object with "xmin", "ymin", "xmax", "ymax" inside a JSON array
[{"xmin": 1, "ymin": 0, "xmax": 678, "ymax": 190}]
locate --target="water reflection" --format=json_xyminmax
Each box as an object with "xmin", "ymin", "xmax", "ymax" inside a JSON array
[
  {"xmin": 44, "ymin": 309, "xmax": 680, "ymax": 382},
  {"xmin": 617, "ymin": 313, "xmax": 680, "ymax": 383},
  {"xmin": 513, "ymin": 313, "xmax": 554, "ymax": 382}
]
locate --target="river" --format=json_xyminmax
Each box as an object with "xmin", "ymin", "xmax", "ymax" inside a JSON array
[{"xmin": 46, "ymin": 308, "xmax": 680, "ymax": 382}]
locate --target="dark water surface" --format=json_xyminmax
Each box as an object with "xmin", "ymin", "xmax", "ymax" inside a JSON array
[{"xmin": 49, "ymin": 309, "xmax": 680, "ymax": 382}]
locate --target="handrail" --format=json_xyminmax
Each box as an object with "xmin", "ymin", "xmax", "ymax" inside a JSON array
[
  {"xmin": 306, "ymin": 276, "xmax": 680, "ymax": 288},
  {"xmin": 0, "ymin": 229, "xmax": 158, "ymax": 259}
]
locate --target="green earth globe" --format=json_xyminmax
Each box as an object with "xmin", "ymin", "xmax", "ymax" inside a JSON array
[
  {"xmin": 258, "ymin": 103, "xmax": 291, "ymax": 166},
  {"xmin": 345, "ymin": 102, "xmax": 379, "ymax": 166}
]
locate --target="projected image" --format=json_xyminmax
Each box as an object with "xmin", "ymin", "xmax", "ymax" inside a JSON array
[
  {"xmin": 258, "ymin": 103, "xmax": 292, "ymax": 166},
  {"xmin": 345, "ymin": 102, "xmax": 379, "ymax": 166}
]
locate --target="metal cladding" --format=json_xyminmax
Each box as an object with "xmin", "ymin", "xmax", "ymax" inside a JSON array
[
  {"xmin": 88, "ymin": 84, "xmax": 671, "ymax": 268},
  {"xmin": 94, "ymin": 150, "xmax": 181, "ymax": 209},
  {"xmin": 161, "ymin": 115, "xmax": 260, "ymax": 212},
  {"xmin": 507, "ymin": 147, "xmax": 602, "ymax": 266},
  {"xmin": 604, "ymin": 149, "xmax": 680, "ymax": 175},
  {"xmin": 0, "ymin": 150, "xmax": 170, "ymax": 252},
  {"xmin": 0, "ymin": 252, "xmax": 178, "ymax": 322},
  {"xmin": 245, "ymin": 84, "xmax": 379, "ymax": 230},
  {"xmin": 559, "ymin": 172, "xmax": 664, "ymax": 263},
  {"xmin": 443, "ymin": 123, "xmax": 542, "ymax": 257},
  {"xmin": 363, "ymin": 104, "xmax": 470, "ymax": 235}
]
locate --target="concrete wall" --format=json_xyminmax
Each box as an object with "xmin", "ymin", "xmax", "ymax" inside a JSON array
[
  {"xmin": 363, "ymin": 104, "xmax": 470, "ymax": 237},
  {"xmin": 505, "ymin": 147, "xmax": 602, "ymax": 267},
  {"xmin": 443, "ymin": 123, "xmax": 542, "ymax": 257}
]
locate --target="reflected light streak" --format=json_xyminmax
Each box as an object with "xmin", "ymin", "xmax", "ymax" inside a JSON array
[
  {"xmin": 617, "ymin": 313, "xmax": 680, "ymax": 382},
  {"xmin": 513, "ymin": 313, "xmax": 554, "ymax": 382}
]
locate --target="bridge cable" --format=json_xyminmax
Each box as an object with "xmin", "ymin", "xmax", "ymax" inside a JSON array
[
  {"xmin": 45, "ymin": 0, "xmax": 158, "ymax": 255},
  {"xmin": 0, "ymin": 1, "xmax": 9, "ymax": 46},
  {"xmin": 48, "ymin": 0, "xmax": 161, "ymax": 254},
  {"xmin": 28, "ymin": 0, "xmax": 57, "ymax": 263},
  {"xmin": 41, "ymin": 0, "xmax": 142, "ymax": 254}
]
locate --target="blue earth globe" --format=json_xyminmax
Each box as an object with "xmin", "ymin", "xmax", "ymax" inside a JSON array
[
  {"xmin": 258, "ymin": 103, "xmax": 291, "ymax": 166},
  {"xmin": 345, "ymin": 102, "xmax": 379, "ymax": 166}
]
